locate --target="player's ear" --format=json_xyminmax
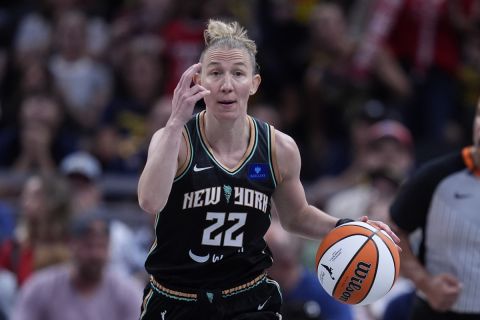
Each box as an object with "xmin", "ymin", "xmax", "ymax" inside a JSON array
[{"xmin": 250, "ymin": 74, "xmax": 261, "ymax": 95}]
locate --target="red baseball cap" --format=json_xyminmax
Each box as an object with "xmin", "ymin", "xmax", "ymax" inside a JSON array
[{"xmin": 368, "ymin": 120, "xmax": 413, "ymax": 149}]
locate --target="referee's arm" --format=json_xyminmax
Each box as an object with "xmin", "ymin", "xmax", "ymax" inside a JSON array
[
  {"xmin": 389, "ymin": 163, "xmax": 434, "ymax": 295},
  {"xmin": 389, "ymin": 153, "xmax": 464, "ymax": 311}
]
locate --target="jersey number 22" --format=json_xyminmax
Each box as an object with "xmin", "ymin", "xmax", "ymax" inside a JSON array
[{"xmin": 202, "ymin": 212, "xmax": 246, "ymax": 247}]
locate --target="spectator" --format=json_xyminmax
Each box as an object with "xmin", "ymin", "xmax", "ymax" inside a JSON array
[
  {"xmin": 0, "ymin": 92, "xmax": 78, "ymax": 172},
  {"xmin": 49, "ymin": 10, "xmax": 112, "ymax": 132},
  {"xmin": 326, "ymin": 119, "xmax": 414, "ymax": 221},
  {"xmin": 0, "ymin": 174, "xmax": 72, "ymax": 287},
  {"xmin": 2, "ymin": 58, "xmax": 54, "ymax": 128},
  {"xmin": 306, "ymin": 100, "xmax": 389, "ymax": 208},
  {"xmin": 10, "ymin": 210, "xmax": 142, "ymax": 320},
  {"xmin": 256, "ymin": 0, "xmax": 310, "ymax": 102},
  {"xmin": 94, "ymin": 36, "xmax": 164, "ymax": 174},
  {"xmin": 14, "ymin": 0, "xmax": 111, "ymax": 63},
  {"xmin": 13, "ymin": 11, "xmax": 52, "ymax": 71},
  {"xmin": 354, "ymin": 0, "xmax": 477, "ymax": 159},
  {"xmin": 110, "ymin": 0, "xmax": 173, "ymax": 40},
  {"xmin": 60, "ymin": 151, "xmax": 103, "ymax": 215},
  {"xmin": 301, "ymin": 2, "xmax": 410, "ymax": 181},
  {"xmin": 389, "ymin": 97, "xmax": 480, "ymax": 319},
  {"xmin": 60, "ymin": 151, "xmax": 149, "ymax": 278},
  {"xmin": 160, "ymin": 0, "xmax": 212, "ymax": 93}
]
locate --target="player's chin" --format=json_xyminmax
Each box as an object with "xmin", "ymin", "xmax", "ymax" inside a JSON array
[{"xmin": 210, "ymin": 104, "xmax": 244, "ymax": 118}]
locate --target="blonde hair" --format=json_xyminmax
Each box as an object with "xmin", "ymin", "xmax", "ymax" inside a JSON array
[{"xmin": 201, "ymin": 19, "xmax": 258, "ymax": 73}]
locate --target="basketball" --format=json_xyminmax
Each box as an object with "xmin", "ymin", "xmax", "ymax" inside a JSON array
[{"xmin": 315, "ymin": 221, "xmax": 400, "ymax": 305}]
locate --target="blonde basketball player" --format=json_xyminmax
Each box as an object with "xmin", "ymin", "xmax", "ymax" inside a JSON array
[{"xmin": 138, "ymin": 19, "xmax": 399, "ymax": 320}]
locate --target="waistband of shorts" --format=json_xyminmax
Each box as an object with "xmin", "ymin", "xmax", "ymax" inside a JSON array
[{"xmin": 149, "ymin": 272, "xmax": 267, "ymax": 299}]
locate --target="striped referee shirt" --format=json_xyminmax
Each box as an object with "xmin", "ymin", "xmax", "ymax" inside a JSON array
[{"xmin": 390, "ymin": 146, "xmax": 480, "ymax": 313}]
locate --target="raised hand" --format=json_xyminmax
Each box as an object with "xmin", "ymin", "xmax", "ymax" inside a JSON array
[{"xmin": 169, "ymin": 63, "xmax": 210, "ymax": 127}]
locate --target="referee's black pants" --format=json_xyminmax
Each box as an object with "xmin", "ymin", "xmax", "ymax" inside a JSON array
[{"xmin": 410, "ymin": 296, "xmax": 480, "ymax": 320}]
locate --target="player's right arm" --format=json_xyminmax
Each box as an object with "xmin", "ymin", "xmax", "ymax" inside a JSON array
[{"xmin": 138, "ymin": 63, "xmax": 210, "ymax": 214}]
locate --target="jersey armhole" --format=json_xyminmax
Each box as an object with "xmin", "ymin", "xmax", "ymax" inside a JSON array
[
  {"xmin": 174, "ymin": 126, "xmax": 193, "ymax": 181},
  {"xmin": 268, "ymin": 125, "xmax": 282, "ymax": 185}
]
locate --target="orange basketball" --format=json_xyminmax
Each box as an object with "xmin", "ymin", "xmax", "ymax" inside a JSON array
[{"xmin": 315, "ymin": 221, "xmax": 400, "ymax": 305}]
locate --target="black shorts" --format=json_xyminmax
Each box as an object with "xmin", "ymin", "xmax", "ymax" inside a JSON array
[
  {"xmin": 140, "ymin": 273, "xmax": 282, "ymax": 320},
  {"xmin": 410, "ymin": 295, "xmax": 480, "ymax": 320}
]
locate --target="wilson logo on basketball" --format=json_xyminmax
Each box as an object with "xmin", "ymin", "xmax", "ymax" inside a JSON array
[{"xmin": 339, "ymin": 262, "xmax": 371, "ymax": 303}]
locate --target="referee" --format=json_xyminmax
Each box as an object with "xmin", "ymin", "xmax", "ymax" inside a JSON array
[{"xmin": 389, "ymin": 98, "xmax": 480, "ymax": 320}]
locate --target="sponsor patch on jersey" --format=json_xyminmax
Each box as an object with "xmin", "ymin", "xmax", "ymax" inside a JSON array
[{"xmin": 248, "ymin": 163, "xmax": 269, "ymax": 181}]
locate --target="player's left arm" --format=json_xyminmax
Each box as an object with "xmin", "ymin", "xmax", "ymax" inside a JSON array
[{"xmin": 271, "ymin": 129, "xmax": 400, "ymax": 243}]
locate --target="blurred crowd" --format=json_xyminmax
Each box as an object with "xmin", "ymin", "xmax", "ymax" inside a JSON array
[{"xmin": 0, "ymin": 0, "xmax": 479, "ymax": 319}]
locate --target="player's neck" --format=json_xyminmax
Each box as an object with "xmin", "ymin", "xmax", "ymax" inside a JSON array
[{"xmin": 203, "ymin": 113, "xmax": 250, "ymax": 153}]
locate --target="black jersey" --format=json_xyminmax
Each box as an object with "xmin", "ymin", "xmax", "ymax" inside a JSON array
[{"xmin": 145, "ymin": 111, "xmax": 279, "ymax": 289}]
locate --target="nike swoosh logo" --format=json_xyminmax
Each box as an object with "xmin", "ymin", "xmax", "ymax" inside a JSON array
[
  {"xmin": 193, "ymin": 164, "xmax": 214, "ymax": 172},
  {"xmin": 454, "ymin": 192, "xmax": 472, "ymax": 199},
  {"xmin": 258, "ymin": 296, "xmax": 271, "ymax": 310},
  {"xmin": 188, "ymin": 249, "xmax": 210, "ymax": 263}
]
